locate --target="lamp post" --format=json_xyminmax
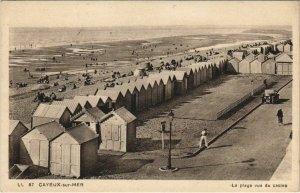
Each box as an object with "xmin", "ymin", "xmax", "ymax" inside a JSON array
[
  {"xmin": 159, "ymin": 110, "xmax": 178, "ymax": 172},
  {"xmin": 251, "ymin": 79, "xmax": 254, "ymax": 96}
]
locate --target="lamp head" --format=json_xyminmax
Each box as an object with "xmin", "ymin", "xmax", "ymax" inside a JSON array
[{"xmin": 168, "ymin": 110, "xmax": 174, "ymax": 122}]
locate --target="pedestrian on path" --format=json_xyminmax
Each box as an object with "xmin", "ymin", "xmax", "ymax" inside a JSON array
[
  {"xmin": 277, "ymin": 109, "xmax": 284, "ymax": 126},
  {"xmin": 263, "ymin": 79, "xmax": 268, "ymax": 89},
  {"xmin": 199, "ymin": 129, "xmax": 209, "ymax": 149}
]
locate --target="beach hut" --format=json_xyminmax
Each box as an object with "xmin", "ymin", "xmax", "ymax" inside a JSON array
[
  {"xmin": 190, "ymin": 65, "xmax": 200, "ymax": 87},
  {"xmin": 220, "ymin": 58, "xmax": 227, "ymax": 73},
  {"xmin": 74, "ymin": 95, "xmax": 111, "ymax": 112},
  {"xmin": 127, "ymin": 83, "xmax": 139, "ymax": 112},
  {"xmin": 19, "ymin": 121, "xmax": 65, "ymax": 167},
  {"xmin": 276, "ymin": 53, "xmax": 293, "ymax": 75},
  {"xmin": 50, "ymin": 123, "xmax": 98, "ymax": 177},
  {"xmin": 172, "ymin": 71, "xmax": 188, "ymax": 96},
  {"xmin": 212, "ymin": 63, "xmax": 220, "ymax": 79},
  {"xmin": 261, "ymin": 59, "xmax": 276, "ymax": 74},
  {"xmin": 142, "ymin": 80, "xmax": 153, "ymax": 108},
  {"xmin": 239, "ymin": 54, "xmax": 256, "ymax": 74},
  {"xmin": 283, "ymin": 43, "xmax": 292, "ymax": 53},
  {"xmin": 148, "ymin": 77, "xmax": 158, "ymax": 106},
  {"xmin": 177, "ymin": 68, "xmax": 194, "ymax": 89},
  {"xmin": 51, "ymin": 100, "xmax": 83, "ymax": 116},
  {"xmin": 72, "ymin": 107, "xmax": 106, "ymax": 135},
  {"xmin": 135, "ymin": 80, "xmax": 147, "ymax": 111},
  {"xmin": 186, "ymin": 64, "xmax": 199, "ymax": 87},
  {"xmin": 32, "ymin": 104, "xmax": 72, "ymax": 128},
  {"xmin": 119, "ymin": 87, "xmax": 133, "ymax": 112},
  {"xmin": 227, "ymin": 58, "xmax": 240, "ymax": 74},
  {"xmin": 108, "ymin": 86, "xmax": 132, "ymax": 112},
  {"xmin": 196, "ymin": 65, "xmax": 203, "ymax": 86},
  {"xmin": 232, "ymin": 51, "xmax": 246, "ymax": 61},
  {"xmin": 199, "ymin": 66, "xmax": 205, "ymax": 83},
  {"xmin": 203, "ymin": 65, "xmax": 209, "ymax": 82},
  {"xmin": 161, "ymin": 72, "xmax": 174, "ymax": 101},
  {"xmin": 156, "ymin": 76, "xmax": 165, "ymax": 104},
  {"xmin": 250, "ymin": 59, "xmax": 263, "ymax": 74},
  {"xmin": 9, "ymin": 120, "xmax": 29, "ymax": 166},
  {"xmin": 99, "ymin": 107, "xmax": 136, "ymax": 152},
  {"xmin": 207, "ymin": 64, "xmax": 213, "ymax": 80},
  {"xmin": 95, "ymin": 89, "xmax": 124, "ymax": 110},
  {"xmin": 277, "ymin": 44, "xmax": 284, "ymax": 52}
]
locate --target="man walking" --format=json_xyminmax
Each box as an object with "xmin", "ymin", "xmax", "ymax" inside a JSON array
[
  {"xmin": 199, "ymin": 129, "xmax": 209, "ymax": 149},
  {"xmin": 277, "ymin": 109, "xmax": 284, "ymax": 126}
]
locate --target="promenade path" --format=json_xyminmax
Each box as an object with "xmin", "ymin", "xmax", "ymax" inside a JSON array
[{"xmin": 104, "ymin": 81, "xmax": 292, "ymax": 180}]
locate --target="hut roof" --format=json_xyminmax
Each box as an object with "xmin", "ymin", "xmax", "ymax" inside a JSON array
[
  {"xmin": 115, "ymin": 107, "xmax": 136, "ymax": 123},
  {"xmin": 134, "ymin": 80, "xmax": 146, "ymax": 91},
  {"xmin": 257, "ymin": 54, "xmax": 267, "ymax": 63},
  {"xmin": 73, "ymin": 107, "xmax": 106, "ymax": 123},
  {"xmin": 125, "ymin": 83, "xmax": 138, "ymax": 94},
  {"xmin": 194, "ymin": 62, "xmax": 209, "ymax": 68},
  {"xmin": 74, "ymin": 95, "xmax": 104, "ymax": 107},
  {"xmin": 177, "ymin": 68, "xmax": 193, "ymax": 76},
  {"xmin": 33, "ymin": 104, "xmax": 69, "ymax": 119},
  {"xmin": 160, "ymin": 72, "xmax": 172, "ymax": 85},
  {"xmin": 73, "ymin": 96, "xmax": 93, "ymax": 107},
  {"xmin": 232, "ymin": 51, "xmax": 246, "ymax": 59},
  {"xmin": 241, "ymin": 54, "xmax": 256, "ymax": 63},
  {"xmin": 229, "ymin": 58, "xmax": 241, "ymax": 64},
  {"xmin": 95, "ymin": 89, "xmax": 121, "ymax": 101},
  {"xmin": 147, "ymin": 74, "xmax": 160, "ymax": 87},
  {"xmin": 66, "ymin": 123, "xmax": 98, "ymax": 144},
  {"xmin": 51, "ymin": 100, "xmax": 82, "ymax": 114},
  {"xmin": 32, "ymin": 121, "xmax": 65, "ymax": 140},
  {"xmin": 9, "ymin": 120, "xmax": 28, "ymax": 135},
  {"xmin": 101, "ymin": 107, "xmax": 136, "ymax": 123},
  {"xmin": 140, "ymin": 78, "xmax": 151, "ymax": 88},
  {"xmin": 109, "ymin": 85, "xmax": 129, "ymax": 97},
  {"xmin": 171, "ymin": 71, "xmax": 187, "ymax": 81},
  {"xmin": 10, "ymin": 120, "xmax": 20, "ymax": 135},
  {"xmin": 245, "ymin": 53, "xmax": 256, "ymax": 62},
  {"xmin": 276, "ymin": 53, "xmax": 293, "ymax": 63},
  {"xmin": 262, "ymin": 58, "xmax": 276, "ymax": 66}
]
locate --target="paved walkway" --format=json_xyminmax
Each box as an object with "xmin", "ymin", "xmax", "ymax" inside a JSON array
[
  {"xmin": 105, "ymin": 81, "xmax": 292, "ymax": 180},
  {"xmin": 173, "ymin": 74, "xmax": 272, "ymax": 120}
]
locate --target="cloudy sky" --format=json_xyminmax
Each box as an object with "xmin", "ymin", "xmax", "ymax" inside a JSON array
[{"xmin": 2, "ymin": 1, "xmax": 298, "ymax": 27}]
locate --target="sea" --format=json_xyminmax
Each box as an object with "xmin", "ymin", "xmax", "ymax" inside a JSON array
[{"xmin": 10, "ymin": 26, "xmax": 249, "ymax": 50}]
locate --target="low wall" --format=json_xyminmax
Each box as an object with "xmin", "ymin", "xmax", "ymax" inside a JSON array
[{"xmin": 215, "ymin": 77, "xmax": 279, "ymax": 120}]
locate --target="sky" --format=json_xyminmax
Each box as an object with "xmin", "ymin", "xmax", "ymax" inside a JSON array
[{"xmin": 1, "ymin": 1, "xmax": 298, "ymax": 27}]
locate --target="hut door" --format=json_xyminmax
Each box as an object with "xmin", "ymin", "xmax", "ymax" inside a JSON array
[
  {"xmin": 120, "ymin": 125, "xmax": 127, "ymax": 152},
  {"xmin": 39, "ymin": 140, "xmax": 48, "ymax": 167},
  {"xmin": 50, "ymin": 142, "xmax": 62, "ymax": 175},
  {"xmin": 61, "ymin": 145, "xmax": 71, "ymax": 176},
  {"xmin": 112, "ymin": 125, "xmax": 121, "ymax": 151},
  {"xmin": 30, "ymin": 139, "xmax": 40, "ymax": 165}
]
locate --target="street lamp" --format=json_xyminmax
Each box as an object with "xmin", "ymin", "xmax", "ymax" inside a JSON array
[
  {"xmin": 159, "ymin": 110, "xmax": 178, "ymax": 172},
  {"xmin": 251, "ymin": 79, "xmax": 254, "ymax": 96}
]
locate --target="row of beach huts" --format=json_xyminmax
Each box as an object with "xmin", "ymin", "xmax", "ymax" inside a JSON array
[
  {"xmin": 9, "ymin": 39, "xmax": 292, "ymax": 178},
  {"xmin": 227, "ymin": 40, "xmax": 293, "ymax": 75},
  {"xmin": 9, "ymin": 57, "xmax": 227, "ymax": 178}
]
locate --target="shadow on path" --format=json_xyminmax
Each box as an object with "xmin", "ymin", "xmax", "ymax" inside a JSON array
[{"xmin": 179, "ymin": 158, "xmax": 255, "ymax": 170}]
